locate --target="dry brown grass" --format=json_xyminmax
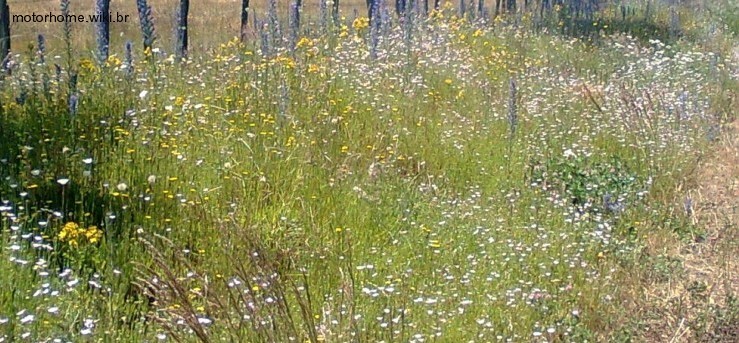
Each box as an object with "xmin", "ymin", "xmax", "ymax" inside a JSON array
[
  {"xmin": 606, "ymin": 44, "xmax": 739, "ymax": 340},
  {"xmin": 617, "ymin": 119, "xmax": 739, "ymax": 342},
  {"xmin": 7, "ymin": 0, "xmax": 369, "ymax": 53}
]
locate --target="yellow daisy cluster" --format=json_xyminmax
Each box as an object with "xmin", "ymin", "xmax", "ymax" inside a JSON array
[
  {"xmin": 352, "ymin": 16, "xmax": 369, "ymax": 31},
  {"xmin": 296, "ymin": 37, "xmax": 313, "ymax": 49},
  {"xmin": 270, "ymin": 55, "xmax": 297, "ymax": 69},
  {"xmin": 106, "ymin": 55, "xmax": 122, "ymax": 68},
  {"xmin": 78, "ymin": 58, "xmax": 97, "ymax": 75},
  {"xmin": 58, "ymin": 222, "xmax": 104, "ymax": 247}
]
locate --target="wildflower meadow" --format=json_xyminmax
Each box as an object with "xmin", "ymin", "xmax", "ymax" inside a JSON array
[{"xmin": 0, "ymin": 0, "xmax": 737, "ymax": 342}]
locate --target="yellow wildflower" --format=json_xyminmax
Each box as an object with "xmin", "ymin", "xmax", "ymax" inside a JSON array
[
  {"xmin": 106, "ymin": 55, "xmax": 122, "ymax": 68},
  {"xmin": 78, "ymin": 58, "xmax": 97, "ymax": 75},
  {"xmin": 352, "ymin": 17, "xmax": 369, "ymax": 31},
  {"xmin": 59, "ymin": 222, "xmax": 80, "ymax": 242},
  {"xmin": 296, "ymin": 37, "xmax": 313, "ymax": 48},
  {"xmin": 85, "ymin": 226, "xmax": 103, "ymax": 244},
  {"xmin": 58, "ymin": 222, "xmax": 103, "ymax": 246}
]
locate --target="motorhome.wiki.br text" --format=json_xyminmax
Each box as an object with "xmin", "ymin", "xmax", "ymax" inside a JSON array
[{"xmin": 13, "ymin": 12, "xmax": 131, "ymax": 23}]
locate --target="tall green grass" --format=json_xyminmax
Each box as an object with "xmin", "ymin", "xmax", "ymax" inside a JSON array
[{"xmin": 0, "ymin": 1, "xmax": 735, "ymax": 341}]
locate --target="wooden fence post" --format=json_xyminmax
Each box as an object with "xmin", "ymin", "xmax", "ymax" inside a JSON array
[
  {"xmin": 0, "ymin": 0, "xmax": 10, "ymax": 65},
  {"xmin": 96, "ymin": 0, "xmax": 111, "ymax": 63},
  {"xmin": 333, "ymin": 0, "xmax": 340, "ymax": 24},
  {"xmin": 176, "ymin": 0, "xmax": 189, "ymax": 60},
  {"xmin": 240, "ymin": 0, "xmax": 250, "ymax": 42}
]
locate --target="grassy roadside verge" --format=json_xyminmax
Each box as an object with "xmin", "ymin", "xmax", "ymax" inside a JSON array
[{"xmin": 0, "ymin": 1, "xmax": 736, "ymax": 341}]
